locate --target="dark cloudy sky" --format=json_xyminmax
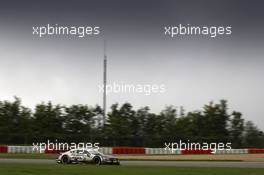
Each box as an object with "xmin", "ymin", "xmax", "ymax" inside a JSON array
[{"xmin": 0, "ymin": 0, "xmax": 264, "ymax": 129}]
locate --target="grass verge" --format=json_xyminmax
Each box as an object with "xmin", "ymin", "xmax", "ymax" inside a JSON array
[{"xmin": 0, "ymin": 163, "xmax": 263, "ymax": 175}]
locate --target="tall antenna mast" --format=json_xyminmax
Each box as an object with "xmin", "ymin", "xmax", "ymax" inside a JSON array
[{"xmin": 103, "ymin": 40, "xmax": 107, "ymax": 126}]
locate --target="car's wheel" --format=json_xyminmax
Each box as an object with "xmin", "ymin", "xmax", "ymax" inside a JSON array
[
  {"xmin": 61, "ymin": 155, "xmax": 70, "ymax": 164},
  {"xmin": 93, "ymin": 156, "xmax": 101, "ymax": 165}
]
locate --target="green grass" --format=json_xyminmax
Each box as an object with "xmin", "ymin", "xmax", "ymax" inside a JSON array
[{"xmin": 0, "ymin": 164, "xmax": 263, "ymax": 175}]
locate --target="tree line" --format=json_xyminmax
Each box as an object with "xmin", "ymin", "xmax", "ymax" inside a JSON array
[{"xmin": 0, "ymin": 97, "xmax": 263, "ymax": 148}]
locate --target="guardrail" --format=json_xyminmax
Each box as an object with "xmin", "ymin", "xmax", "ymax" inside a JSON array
[
  {"xmin": 112, "ymin": 147, "xmax": 145, "ymax": 154},
  {"xmin": 1, "ymin": 145, "xmax": 264, "ymax": 155},
  {"xmin": 0, "ymin": 146, "xmax": 8, "ymax": 153},
  {"xmin": 248, "ymin": 148, "xmax": 264, "ymax": 154},
  {"xmin": 181, "ymin": 149, "xmax": 212, "ymax": 154}
]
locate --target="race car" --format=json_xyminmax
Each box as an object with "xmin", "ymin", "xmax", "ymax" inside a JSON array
[{"xmin": 56, "ymin": 148, "xmax": 120, "ymax": 165}]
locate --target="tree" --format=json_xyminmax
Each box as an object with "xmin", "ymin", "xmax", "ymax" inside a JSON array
[
  {"xmin": 243, "ymin": 121, "xmax": 264, "ymax": 148},
  {"xmin": 105, "ymin": 103, "xmax": 136, "ymax": 146},
  {"xmin": 159, "ymin": 106, "xmax": 178, "ymax": 142},
  {"xmin": 143, "ymin": 113, "xmax": 163, "ymax": 146},
  {"xmin": 0, "ymin": 97, "xmax": 263, "ymax": 148},
  {"xmin": 202, "ymin": 100, "xmax": 230, "ymax": 142},
  {"xmin": 186, "ymin": 111, "xmax": 205, "ymax": 142},
  {"xmin": 229, "ymin": 111, "xmax": 244, "ymax": 148},
  {"xmin": 33, "ymin": 102, "xmax": 64, "ymax": 141},
  {"xmin": 64, "ymin": 104, "xmax": 94, "ymax": 142},
  {"xmin": 0, "ymin": 97, "xmax": 32, "ymax": 144}
]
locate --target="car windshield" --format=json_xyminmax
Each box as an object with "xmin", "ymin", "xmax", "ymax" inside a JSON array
[{"xmin": 88, "ymin": 150, "xmax": 104, "ymax": 156}]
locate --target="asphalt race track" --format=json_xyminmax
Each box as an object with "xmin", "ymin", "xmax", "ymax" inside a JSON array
[{"xmin": 0, "ymin": 159, "xmax": 263, "ymax": 168}]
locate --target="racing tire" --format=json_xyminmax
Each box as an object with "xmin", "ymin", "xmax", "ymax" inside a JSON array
[
  {"xmin": 93, "ymin": 156, "xmax": 101, "ymax": 165},
  {"xmin": 61, "ymin": 155, "xmax": 70, "ymax": 164}
]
